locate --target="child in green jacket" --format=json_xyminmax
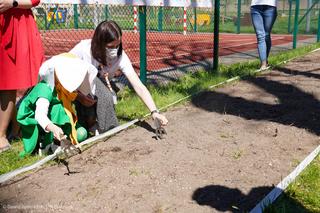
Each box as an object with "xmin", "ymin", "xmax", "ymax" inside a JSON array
[{"xmin": 17, "ymin": 53, "xmax": 97, "ymax": 157}]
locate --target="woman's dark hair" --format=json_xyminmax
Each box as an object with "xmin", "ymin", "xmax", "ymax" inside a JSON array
[{"xmin": 91, "ymin": 20, "xmax": 123, "ymax": 66}]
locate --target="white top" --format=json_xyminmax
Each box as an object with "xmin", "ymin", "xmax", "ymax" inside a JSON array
[
  {"xmin": 35, "ymin": 98, "xmax": 51, "ymax": 132},
  {"xmin": 251, "ymin": 0, "xmax": 277, "ymax": 7},
  {"xmin": 69, "ymin": 39, "xmax": 136, "ymax": 79}
]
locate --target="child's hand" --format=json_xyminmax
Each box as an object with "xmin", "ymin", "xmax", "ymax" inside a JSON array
[{"xmin": 46, "ymin": 123, "xmax": 64, "ymax": 140}]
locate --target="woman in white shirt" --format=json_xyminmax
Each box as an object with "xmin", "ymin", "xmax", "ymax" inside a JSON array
[
  {"xmin": 70, "ymin": 20, "xmax": 168, "ymax": 133},
  {"xmin": 250, "ymin": 0, "xmax": 277, "ymax": 70}
]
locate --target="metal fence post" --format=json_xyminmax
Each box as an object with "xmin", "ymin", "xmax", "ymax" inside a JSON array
[
  {"xmin": 158, "ymin": 6, "xmax": 163, "ymax": 32},
  {"xmin": 236, "ymin": 0, "xmax": 241, "ymax": 34},
  {"xmin": 44, "ymin": 11, "xmax": 48, "ymax": 30},
  {"xmin": 213, "ymin": 0, "xmax": 220, "ymax": 72},
  {"xmin": 105, "ymin": 5, "xmax": 109, "ymax": 20},
  {"xmin": 73, "ymin": 4, "xmax": 79, "ymax": 29},
  {"xmin": 306, "ymin": 0, "xmax": 311, "ymax": 33},
  {"xmin": 293, "ymin": 0, "xmax": 300, "ymax": 49},
  {"xmin": 139, "ymin": 6, "xmax": 147, "ymax": 84},
  {"xmin": 224, "ymin": 0, "xmax": 227, "ymax": 17},
  {"xmin": 194, "ymin": 7, "xmax": 197, "ymax": 32},
  {"xmin": 288, "ymin": 0, "xmax": 292, "ymax": 33},
  {"xmin": 318, "ymin": 5, "xmax": 320, "ymax": 42}
]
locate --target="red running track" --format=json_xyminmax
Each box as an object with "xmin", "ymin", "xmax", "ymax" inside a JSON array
[{"xmin": 41, "ymin": 30, "xmax": 313, "ymax": 72}]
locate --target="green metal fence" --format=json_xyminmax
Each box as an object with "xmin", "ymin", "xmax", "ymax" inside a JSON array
[{"xmin": 32, "ymin": 1, "xmax": 320, "ymax": 86}]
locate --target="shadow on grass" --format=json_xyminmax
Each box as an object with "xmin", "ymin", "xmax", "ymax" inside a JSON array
[{"xmin": 192, "ymin": 185, "xmax": 308, "ymax": 212}]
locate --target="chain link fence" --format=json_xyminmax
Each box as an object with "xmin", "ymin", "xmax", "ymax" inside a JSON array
[{"xmin": 32, "ymin": 1, "xmax": 319, "ymax": 85}]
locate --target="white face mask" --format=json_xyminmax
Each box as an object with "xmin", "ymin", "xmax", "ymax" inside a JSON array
[{"xmin": 106, "ymin": 47, "xmax": 118, "ymax": 59}]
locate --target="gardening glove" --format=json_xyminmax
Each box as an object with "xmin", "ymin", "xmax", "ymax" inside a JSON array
[{"xmin": 46, "ymin": 123, "xmax": 64, "ymax": 141}]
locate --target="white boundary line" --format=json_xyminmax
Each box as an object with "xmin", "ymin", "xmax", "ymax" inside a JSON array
[{"xmin": 0, "ymin": 47, "xmax": 319, "ymax": 185}]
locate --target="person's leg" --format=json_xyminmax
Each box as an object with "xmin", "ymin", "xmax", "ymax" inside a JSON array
[
  {"xmin": 263, "ymin": 5, "xmax": 277, "ymax": 60},
  {"xmin": 8, "ymin": 106, "xmax": 21, "ymax": 140},
  {"xmin": 95, "ymin": 79, "xmax": 119, "ymax": 133},
  {"xmin": 0, "ymin": 90, "xmax": 16, "ymax": 150},
  {"xmin": 10, "ymin": 89, "xmax": 30, "ymax": 140},
  {"xmin": 251, "ymin": 5, "xmax": 268, "ymax": 68}
]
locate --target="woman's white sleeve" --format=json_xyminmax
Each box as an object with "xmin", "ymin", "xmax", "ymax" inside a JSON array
[
  {"xmin": 69, "ymin": 42, "xmax": 82, "ymax": 58},
  {"xmin": 119, "ymin": 51, "xmax": 136, "ymax": 76},
  {"xmin": 35, "ymin": 98, "xmax": 52, "ymax": 132}
]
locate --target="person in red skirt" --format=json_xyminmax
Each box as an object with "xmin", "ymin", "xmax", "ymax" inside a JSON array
[{"xmin": 0, "ymin": 0, "xmax": 44, "ymax": 153}]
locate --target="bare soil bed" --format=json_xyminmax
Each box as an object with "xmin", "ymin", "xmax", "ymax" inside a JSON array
[{"xmin": 1, "ymin": 50, "xmax": 320, "ymax": 213}]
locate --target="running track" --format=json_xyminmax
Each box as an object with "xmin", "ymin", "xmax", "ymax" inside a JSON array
[{"xmin": 41, "ymin": 30, "xmax": 312, "ymax": 72}]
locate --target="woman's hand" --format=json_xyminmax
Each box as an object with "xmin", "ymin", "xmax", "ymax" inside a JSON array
[
  {"xmin": 0, "ymin": 0, "xmax": 13, "ymax": 13},
  {"xmin": 76, "ymin": 92, "xmax": 97, "ymax": 107},
  {"xmin": 152, "ymin": 112, "xmax": 168, "ymax": 126}
]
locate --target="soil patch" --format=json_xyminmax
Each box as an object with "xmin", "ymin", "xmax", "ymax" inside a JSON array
[{"xmin": 1, "ymin": 51, "xmax": 320, "ymax": 212}]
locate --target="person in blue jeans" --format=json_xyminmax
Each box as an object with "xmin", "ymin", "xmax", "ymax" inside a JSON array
[{"xmin": 250, "ymin": 0, "xmax": 277, "ymax": 70}]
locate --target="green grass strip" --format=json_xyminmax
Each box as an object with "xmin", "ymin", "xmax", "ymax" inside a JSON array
[{"xmin": 116, "ymin": 42, "xmax": 320, "ymax": 121}]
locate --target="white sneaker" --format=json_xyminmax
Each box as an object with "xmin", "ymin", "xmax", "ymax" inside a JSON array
[
  {"xmin": 258, "ymin": 66, "xmax": 270, "ymax": 71},
  {"xmin": 95, "ymin": 129, "xmax": 100, "ymax": 136},
  {"xmin": 39, "ymin": 143, "xmax": 50, "ymax": 156}
]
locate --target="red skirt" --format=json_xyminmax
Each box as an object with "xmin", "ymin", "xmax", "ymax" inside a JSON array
[{"xmin": 0, "ymin": 8, "xmax": 44, "ymax": 90}]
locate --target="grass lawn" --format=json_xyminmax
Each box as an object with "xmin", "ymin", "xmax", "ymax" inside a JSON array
[{"xmin": 0, "ymin": 140, "xmax": 42, "ymax": 175}]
